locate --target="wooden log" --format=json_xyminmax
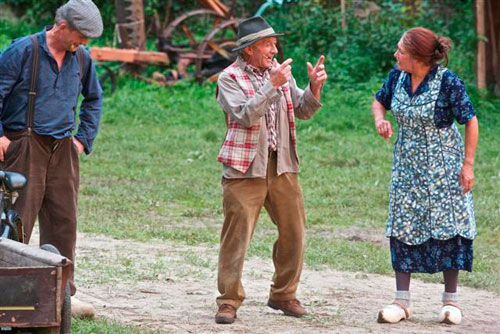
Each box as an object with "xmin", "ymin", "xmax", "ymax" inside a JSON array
[{"xmin": 90, "ymin": 47, "xmax": 170, "ymax": 64}]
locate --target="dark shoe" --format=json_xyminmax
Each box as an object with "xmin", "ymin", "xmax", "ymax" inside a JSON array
[
  {"xmin": 267, "ymin": 298, "xmax": 308, "ymax": 318},
  {"xmin": 215, "ymin": 304, "xmax": 237, "ymax": 324}
]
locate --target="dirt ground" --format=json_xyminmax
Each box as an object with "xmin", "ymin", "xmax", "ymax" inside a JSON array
[{"xmin": 69, "ymin": 233, "xmax": 499, "ymax": 334}]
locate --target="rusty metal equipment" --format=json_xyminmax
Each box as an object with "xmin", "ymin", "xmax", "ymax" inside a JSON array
[
  {"xmin": 115, "ymin": 0, "xmax": 146, "ymax": 50},
  {"xmin": 91, "ymin": 0, "xmax": 289, "ymax": 90},
  {"xmin": 91, "ymin": 0, "xmax": 161, "ymax": 90},
  {"xmin": 157, "ymin": 0, "xmax": 239, "ymax": 81},
  {"xmin": 91, "ymin": 0, "xmax": 241, "ymax": 90}
]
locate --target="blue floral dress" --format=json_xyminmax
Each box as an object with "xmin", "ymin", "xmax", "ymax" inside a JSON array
[{"xmin": 375, "ymin": 65, "xmax": 476, "ymax": 273}]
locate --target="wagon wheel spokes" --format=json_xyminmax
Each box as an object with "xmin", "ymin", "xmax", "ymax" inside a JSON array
[
  {"xmin": 207, "ymin": 41, "xmax": 233, "ymax": 59},
  {"xmin": 213, "ymin": 17, "xmax": 222, "ymax": 29},
  {"xmin": 195, "ymin": 19, "xmax": 239, "ymax": 82},
  {"xmin": 179, "ymin": 23, "xmax": 196, "ymax": 47},
  {"xmin": 159, "ymin": 9, "xmax": 228, "ymax": 56}
]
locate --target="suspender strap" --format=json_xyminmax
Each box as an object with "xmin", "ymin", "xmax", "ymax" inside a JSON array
[
  {"xmin": 26, "ymin": 37, "xmax": 86, "ymax": 132},
  {"xmin": 76, "ymin": 46, "xmax": 87, "ymax": 84},
  {"xmin": 27, "ymin": 34, "xmax": 40, "ymax": 131}
]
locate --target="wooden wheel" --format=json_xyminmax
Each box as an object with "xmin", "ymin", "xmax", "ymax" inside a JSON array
[
  {"xmin": 195, "ymin": 19, "xmax": 239, "ymax": 82},
  {"xmin": 158, "ymin": 9, "xmax": 237, "ymax": 69}
]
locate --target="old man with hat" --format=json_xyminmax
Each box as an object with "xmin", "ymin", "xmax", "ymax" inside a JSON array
[
  {"xmin": 214, "ymin": 16, "xmax": 327, "ymax": 324},
  {"xmin": 0, "ymin": 0, "xmax": 103, "ymax": 317}
]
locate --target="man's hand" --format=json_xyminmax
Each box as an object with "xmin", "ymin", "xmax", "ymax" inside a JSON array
[
  {"xmin": 0, "ymin": 136, "xmax": 11, "ymax": 162},
  {"xmin": 459, "ymin": 162, "xmax": 474, "ymax": 194},
  {"xmin": 270, "ymin": 58, "xmax": 293, "ymax": 89},
  {"xmin": 375, "ymin": 118, "xmax": 393, "ymax": 139},
  {"xmin": 73, "ymin": 138, "xmax": 84, "ymax": 155},
  {"xmin": 307, "ymin": 55, "xmax": 327, "ymax": 100}
]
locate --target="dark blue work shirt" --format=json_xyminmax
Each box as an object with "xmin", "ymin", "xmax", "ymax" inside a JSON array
[
  {"xmin": 375, "ymin": 65, "xmax": 475, "ymax": 128},
  {"xmin": 0, "ymin": 26, "xmax": 102, "ymax": 154}
]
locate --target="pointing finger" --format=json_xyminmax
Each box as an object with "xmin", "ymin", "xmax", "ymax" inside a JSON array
[
  {"xmin": 307, "ymin": 62, "xmax": 313, "ymax": 73},
  {"xmin": 279, "ymin": 58, "xmax": 293, "ymax": 69},
  {"xmin": 314, "ymin": 55, "xmax": 325, "ymax": 69}
]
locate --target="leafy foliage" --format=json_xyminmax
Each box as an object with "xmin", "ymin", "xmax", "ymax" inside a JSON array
[
  {"xmin": 0, "ymin": 0, "xmax": 478, "ymax": 88},
  {"xmin": 264, "ymin": 0, "xmax": 477, "ymax": 87}
]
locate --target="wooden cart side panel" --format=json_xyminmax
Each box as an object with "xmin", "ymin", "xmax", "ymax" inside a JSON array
[{"xmin": 0, "ymin": 267, "xmax": 59, "ymax": 327}]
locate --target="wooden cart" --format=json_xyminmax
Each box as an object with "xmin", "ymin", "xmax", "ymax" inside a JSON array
[{"xmin": 0, "ymin": 238, "xmax": 72, "ymax": 334}]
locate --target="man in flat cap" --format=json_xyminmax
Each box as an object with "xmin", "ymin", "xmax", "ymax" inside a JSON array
[
  {"xmin": 0, "ymin": 0, "xmax": 103, "ymax": 317},
  {"xmin": 214, "ymin": 16, "xmax": 327, "ymax": 324}
]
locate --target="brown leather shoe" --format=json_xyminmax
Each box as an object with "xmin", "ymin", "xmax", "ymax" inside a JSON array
[
  {"xmin": 215, "ymin": 304, "xmax": 237, "ymax": 324},
  {"xmin": 267, "ymin": 298, "xmax": 308, "ymax": 318}
]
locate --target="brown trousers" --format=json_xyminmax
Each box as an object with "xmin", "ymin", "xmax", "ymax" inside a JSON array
[
  {"xmin": 217, "ymin": 152, "xmax": 306, "ymax": 309},
  {"xmin": 2, "ymin": 131, "xmax": 79, "ymax": 295}
]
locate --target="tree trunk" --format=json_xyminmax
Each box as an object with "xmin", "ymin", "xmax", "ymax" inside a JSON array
[
  {"xmin": 486, "ymin": 0, "xmax": 500, "ymax": 96},
  {"xmin": 341, "ymin": 0, "xmax": 347, "ymax": 31},
  {"xmin": 476, "ymin": 0, "xmax": 487, "ymax": 90}
]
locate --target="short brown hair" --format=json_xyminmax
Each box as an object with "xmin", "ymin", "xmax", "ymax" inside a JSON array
[{"xmin": 402, "ymin": 27, "xmax": 452, "ymax": 66}]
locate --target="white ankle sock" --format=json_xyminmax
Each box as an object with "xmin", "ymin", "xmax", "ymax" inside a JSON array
[
  {"xmin": 395, "ymin": 290, "xmax": 411, "ymax": 307},
  {"xmin": 442, "ymin": 292, "xmax": 458, "ymax": 303}
]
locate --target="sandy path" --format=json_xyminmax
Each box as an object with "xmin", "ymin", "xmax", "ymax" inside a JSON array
[{"xmin": 72, "ymin": 233, "xmax": 499, "ymax": 334}]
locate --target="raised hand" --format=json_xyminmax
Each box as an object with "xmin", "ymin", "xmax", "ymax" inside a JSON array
[
  {"xmin": 307, "ymin": 55, "xmax": 327, "ymax": 99},
  {"xmin": 270, "ymin": 58, "xmax": 293, "ymax": 89}
]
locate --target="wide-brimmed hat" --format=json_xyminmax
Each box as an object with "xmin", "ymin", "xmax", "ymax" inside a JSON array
[{"xmin": 232, "ymin": 16, "xmax": 283, "ymax": 52}]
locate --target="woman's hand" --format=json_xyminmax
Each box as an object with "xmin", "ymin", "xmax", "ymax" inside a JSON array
[
  {"xmin": 460, "ymin": 116, "xmax": 478, "ymax": 194},
  {"xmin": 459, "ymin": 162, "xmax": 474, "ymax": 194},
  {"xmin": 375, "ymin": 119, "xmax": 393, "ymax": 139}
]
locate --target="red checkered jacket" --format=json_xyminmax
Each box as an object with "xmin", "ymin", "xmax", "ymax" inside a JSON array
[{"xmin": 217, "ymin": 61, "xmax": 296, "ymax": 174}]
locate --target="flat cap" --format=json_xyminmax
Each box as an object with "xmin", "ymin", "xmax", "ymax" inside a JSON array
[{"xmin": 61, "ymin": 0, "xmax": 103, "ymax": 38}]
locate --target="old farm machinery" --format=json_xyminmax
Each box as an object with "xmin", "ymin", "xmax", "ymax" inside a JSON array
[
  {"xmin": 91, "ymin": 0, "xmax": 241, "ymax": 90},
  {"xmin": 91, "ymin": 0, "xmax": 289, "ymax": 91}
]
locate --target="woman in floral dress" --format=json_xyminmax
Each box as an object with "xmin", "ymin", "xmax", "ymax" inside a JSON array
[{"xmin": 371, "ymin": 27, "xmax": 478, "ymax": 325}]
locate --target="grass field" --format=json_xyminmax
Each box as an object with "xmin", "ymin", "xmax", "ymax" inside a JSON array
[{"xmin": 78, "ymin": 75, "xmax": 500, "ymax": 293}]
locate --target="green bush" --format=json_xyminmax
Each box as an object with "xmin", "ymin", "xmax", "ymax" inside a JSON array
[
  {"xmin": 264, "ymin": 0, "xmax": 477, "ymax": 87},
  {"xmin": 0, "ymin": 0, "xmax": 478, "ymax": 89}
]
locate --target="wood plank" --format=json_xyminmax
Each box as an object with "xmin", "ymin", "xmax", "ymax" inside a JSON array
[
  {"xmin": 0, "ymin": 238, "xmax": 69, "ymax": 267},
  {"xmin": 90, "ymin": 47, "xmax": 170, "ymax": 64}
]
